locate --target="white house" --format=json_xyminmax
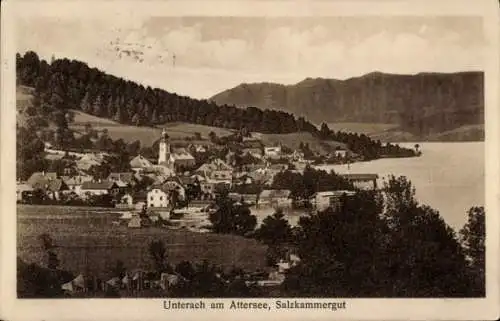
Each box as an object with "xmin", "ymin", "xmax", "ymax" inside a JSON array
[
  {"xmin": 258, "ymin": 189, "xmax": 292, "ymax": 209},
  {"xmin": 311, "ymin": 190, "xmax": 356, "ymax": 212},
  {"xmin": 264, "ymin": 146, "xmax": 282, "ymax": 158},
  {"xmin": 147, "ymin": 187, "xmax": 169, "ymax": 208},
  {"xmin": 341, "ymin": 174, "xmax": 379, "ymax": 190},
  {"xmin": 334, "ymin": 148, "xmax": 348, "ymax": 158},
  {"xmin": 62, "ymin": 175, "xmax": 93, "ymax": 196}
]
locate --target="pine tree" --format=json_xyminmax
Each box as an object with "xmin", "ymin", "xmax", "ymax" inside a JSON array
[
  {"xmin": 92, "ymin": 95, "xmax": 103, "ymax": 116},
  {"xmin": 80, "ymin": 93, "xmax": 91, "ymax": 113}
]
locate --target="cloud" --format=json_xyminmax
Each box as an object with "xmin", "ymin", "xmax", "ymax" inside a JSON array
[{"xmin": 16, "ymin": 17, "xmax": 486, "ymax": 99}]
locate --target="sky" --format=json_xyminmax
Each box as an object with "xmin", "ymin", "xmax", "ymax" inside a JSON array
[{"xmin": 16, "ymin": 12, "xmax": 488, "ymax": 99}]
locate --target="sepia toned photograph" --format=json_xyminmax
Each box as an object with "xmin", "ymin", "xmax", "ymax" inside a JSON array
[{"xmin": 1, "ymin": 0, "xmax": 499, "ymax": 320}]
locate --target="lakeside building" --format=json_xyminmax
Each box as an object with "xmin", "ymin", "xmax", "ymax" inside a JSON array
[
  {"xmin": 311, "ymin": 190, "xmax": 356, "ymax": 212},
  {"xmin": 341, "ymin": 173, "xmax": 379, "ymax": 190}
]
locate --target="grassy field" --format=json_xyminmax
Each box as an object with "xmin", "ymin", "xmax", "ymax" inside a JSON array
[
  {"xmin": 71, "ymin": 110, "xmax": 234, "ymax": 146},
  {"xmin": 17, "ymin": 205, "xmax": 268, "ymax": 278}
]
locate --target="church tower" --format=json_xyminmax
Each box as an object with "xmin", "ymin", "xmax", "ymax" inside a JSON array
[{"xmin": 158, "ymin": 128, "xmax": 170, "ymax": 164}]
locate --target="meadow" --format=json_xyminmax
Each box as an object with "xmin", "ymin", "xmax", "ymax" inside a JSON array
[
  {"xmin": 71, "ymin": 110, "xmax": 234, "ymax": 146},
  {"xmin": 17, "ymin": 205, "xmax": 268, "ymax": 278}
]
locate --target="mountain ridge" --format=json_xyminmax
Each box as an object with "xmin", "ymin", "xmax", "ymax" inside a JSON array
[{"xmin": 210, "ymin": 71, "xmax": 484, "ymax": 141}]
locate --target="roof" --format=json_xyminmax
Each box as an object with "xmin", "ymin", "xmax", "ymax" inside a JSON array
[
  {"xmin": 47, "ymin": 179, "xmax": 69, "ymax": 192},
  {"xmin": 44, "ymin": 154, "xmax": 65, "ymax": 161},
  {"xmin": 313, "ymin": 190, "xmax": 356, "ymax": 198},
  {"xmin": 27, "ymin": 172, "xmax": 58, "ymax": 187},
  {"xmin": 259, "ymin": 189, "xmax": 291, "ymax": 199},
  {"xmin": 130, "ymin": 155, "xmax": 153, "ymax": 168},
  {"xmin": 32, "ymin": 178, "xmax": 68, "ymax": 192},
  {"xmin": 179, "ymin": 176, "xmax": 198, "ymax": 186},
  {"xmin": 196, "ymin": 159, "xmax": 232, "ymax": 173},
  {"xmin": 242, "ymin": 140, "xmax": 262, "ymax": 149},
  {"xmin": 108, "ymin": 172, "xmax": 137, "ymax": 185},
  {"xmin": 171, "ymin": 152, "xmax": 195, "ymax": 161},
  {"xmin": 81, "ymin": 181, "xmax": 118, "ymax": 190},
  {"xmin": 17, "ymin": 183, "xmax": 34, "ymax": 192},
  {"xmin": 341, "ymin": 173, "xmax": 379, "ymax": 181},
  {"xmin": 62, "ymin": 175, "xmax": 93, "ymax": 186}
]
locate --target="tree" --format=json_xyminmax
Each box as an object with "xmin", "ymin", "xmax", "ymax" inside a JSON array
[
  {"xmin": 381, "ymin": 176, "xmax": 472, "ymax": 297},
  {"xmin": 131, "ymin": 113, "xmax": 141, "ymax": 126},
  {"xmin": 148, "ymin": 240, "xmax": 170, "ymax": 273},
  {"xmin": 255, "ymin": 209, "xmax": 292, "ymax": 246},
  {"xmin": 209, "ymin": 193, "xmax": 257, "ymax": 236},
  {"xmin": 209, "ymin": 131, "xmax": 217, "ymax": 143},
  {"xmin": 84, "ymin": 122, "xmax": 92, "ymax": 135},
  {"xmin": 284, "ymin": 177, "xmax": 473, "ymax": 298},
  {"xmin": 460, "ymin": 206, "xmax": 485, "ymax": 296}
]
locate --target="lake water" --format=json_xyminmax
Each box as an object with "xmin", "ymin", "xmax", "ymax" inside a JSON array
[{"xmin": 314, "ymin": 142, "xmax": 484, "ymax": 231}]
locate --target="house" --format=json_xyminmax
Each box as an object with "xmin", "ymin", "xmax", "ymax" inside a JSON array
[
  {"xmin": 167, "ymin": 148, "xmax": 196, "ymax": 171},
  {"xmin": 143, "ymin": 165, "xmax": 175, "ymax": 178},
  {"xmin": 163, "ymin": 176, "xmax": 186, "ymax": 200},
  {"xmin": 267, "ymin": 163, "xmax": 289, "ymax": 173},
  {"xmin": 334, "ymin": 148, "xmax": 348, "ymax": 159},
  {"xmin": 108, "ymin": 172, "xmax": 138, "ymax": 187},
  {"xmin": 27, "ymin": 172, "xmax": 69, "ymax": 200},
  {"xmin": 196, "ymin": 158, "xmax": 233, "ymax": 174},
  {"xmin": 147, "ymin": 186, "xmax": 170, "ymax": 208},
  {"xmin": 130, "ymin": 155, "xmax": 154, "ymax": 172},
  {"xmin": 188, "ymin": 143, "xmax": 207, "ymax": 154},
  {"xmin": 311, "ymin": 190, "xmax": 356, "ymax": 212},
  {"xmin": 242, "ymin": 140, "xmax": 263, "ymax": 158},
  {"xmin": 341, "ymin": 173, "xmax": 379, "ymax": 190},
  {"xmin": 80, "ymin": 180, "xmax": 120, "ymax": 198},
  {"xmin": 258, "ymin": 189, "xmax": 292, "ymax": 209},
  {"xmin": 76, "ymin": 154, "xmax": 105, "ymax": 172},
  {"xmin": 200, "ymin": 181, "xmax": 215, "ymax": 199},
  {"xmin": 116, "ymin": 191, "xmax": 147, "ymax": 209},
  {"xmin": 118, "ymin": 193, "xmax": 134, "ymax": 208},
  {"xmin": 62, "ymin": 175, "xmax": 93, "ymax": 196},
  {"xmin": 16, "ymin": 183, "xmax": 34, "ymax": 202},
  {"xmin": 128, "ymin": 214, "xmax": 142, "ymax": 228},
  {"xmin": 208, "ymin": 170, "xmax": 233, "ymax": 185},
  {"xmin": 231, "ymin": 184, "xmax": 261, "ymax": 205},
  {"xmin": 234, "ymin": 173, "xmax": 255, "ymax": 186},
  {"xmin": 264, "ymin": 146, "xmax": 282, "ymax": 159},
  {"xmin": 45, "ymin": 179, "xmax": 69, "ymax": 200},
  {"xmin": 290, "ymin": 150, "xmax": 305, "ymax": 162}
]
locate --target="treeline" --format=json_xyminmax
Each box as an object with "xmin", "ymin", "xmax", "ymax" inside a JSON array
[
  {"xmin": 208, "ymin": 175, "xmax": 485, "ymax": 297},
  {"xmin": 16, "ymin": 51, "xmax": 417, "ymax": 160},
  {"xmin": 271, "ymin": 166, "xmax": 354, "ymax": 201},
  {"xmin": 275, "ymin": 176, "xmax": 484, "ymax": 297},
  {"xmin": 318, "ymin": 123, "xmax": 417, "ymax": 160},
  {"xmin": 16, "ymin": 51, "xmax": 317, "ymax": 134}
]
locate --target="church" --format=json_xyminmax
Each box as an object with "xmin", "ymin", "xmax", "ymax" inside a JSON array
[{"xmin": 158, "ymin": 129, "xmax": 196, "ymax": 172}]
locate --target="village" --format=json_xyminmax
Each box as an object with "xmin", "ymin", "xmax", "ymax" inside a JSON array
[{"xmin": 17, "ymin": 128, "xmax": 379, "ymax": 230}]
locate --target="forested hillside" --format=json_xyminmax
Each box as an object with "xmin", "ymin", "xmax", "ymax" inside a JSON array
[
  {"xmin": 16, "ymin": 51, "xmax": 416, "ymax": 161},
  {"xmin": 211, "ymin": 71, "xmax": 484, "ymax": 139},
  {"xmin": 16, "ymin": 51, "xmax": 318, "ymax": 135}
]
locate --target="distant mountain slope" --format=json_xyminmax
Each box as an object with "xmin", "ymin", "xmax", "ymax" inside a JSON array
[{"xmin": 210, "ymin": 71, "xmax": 484, "ymax": 140}]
